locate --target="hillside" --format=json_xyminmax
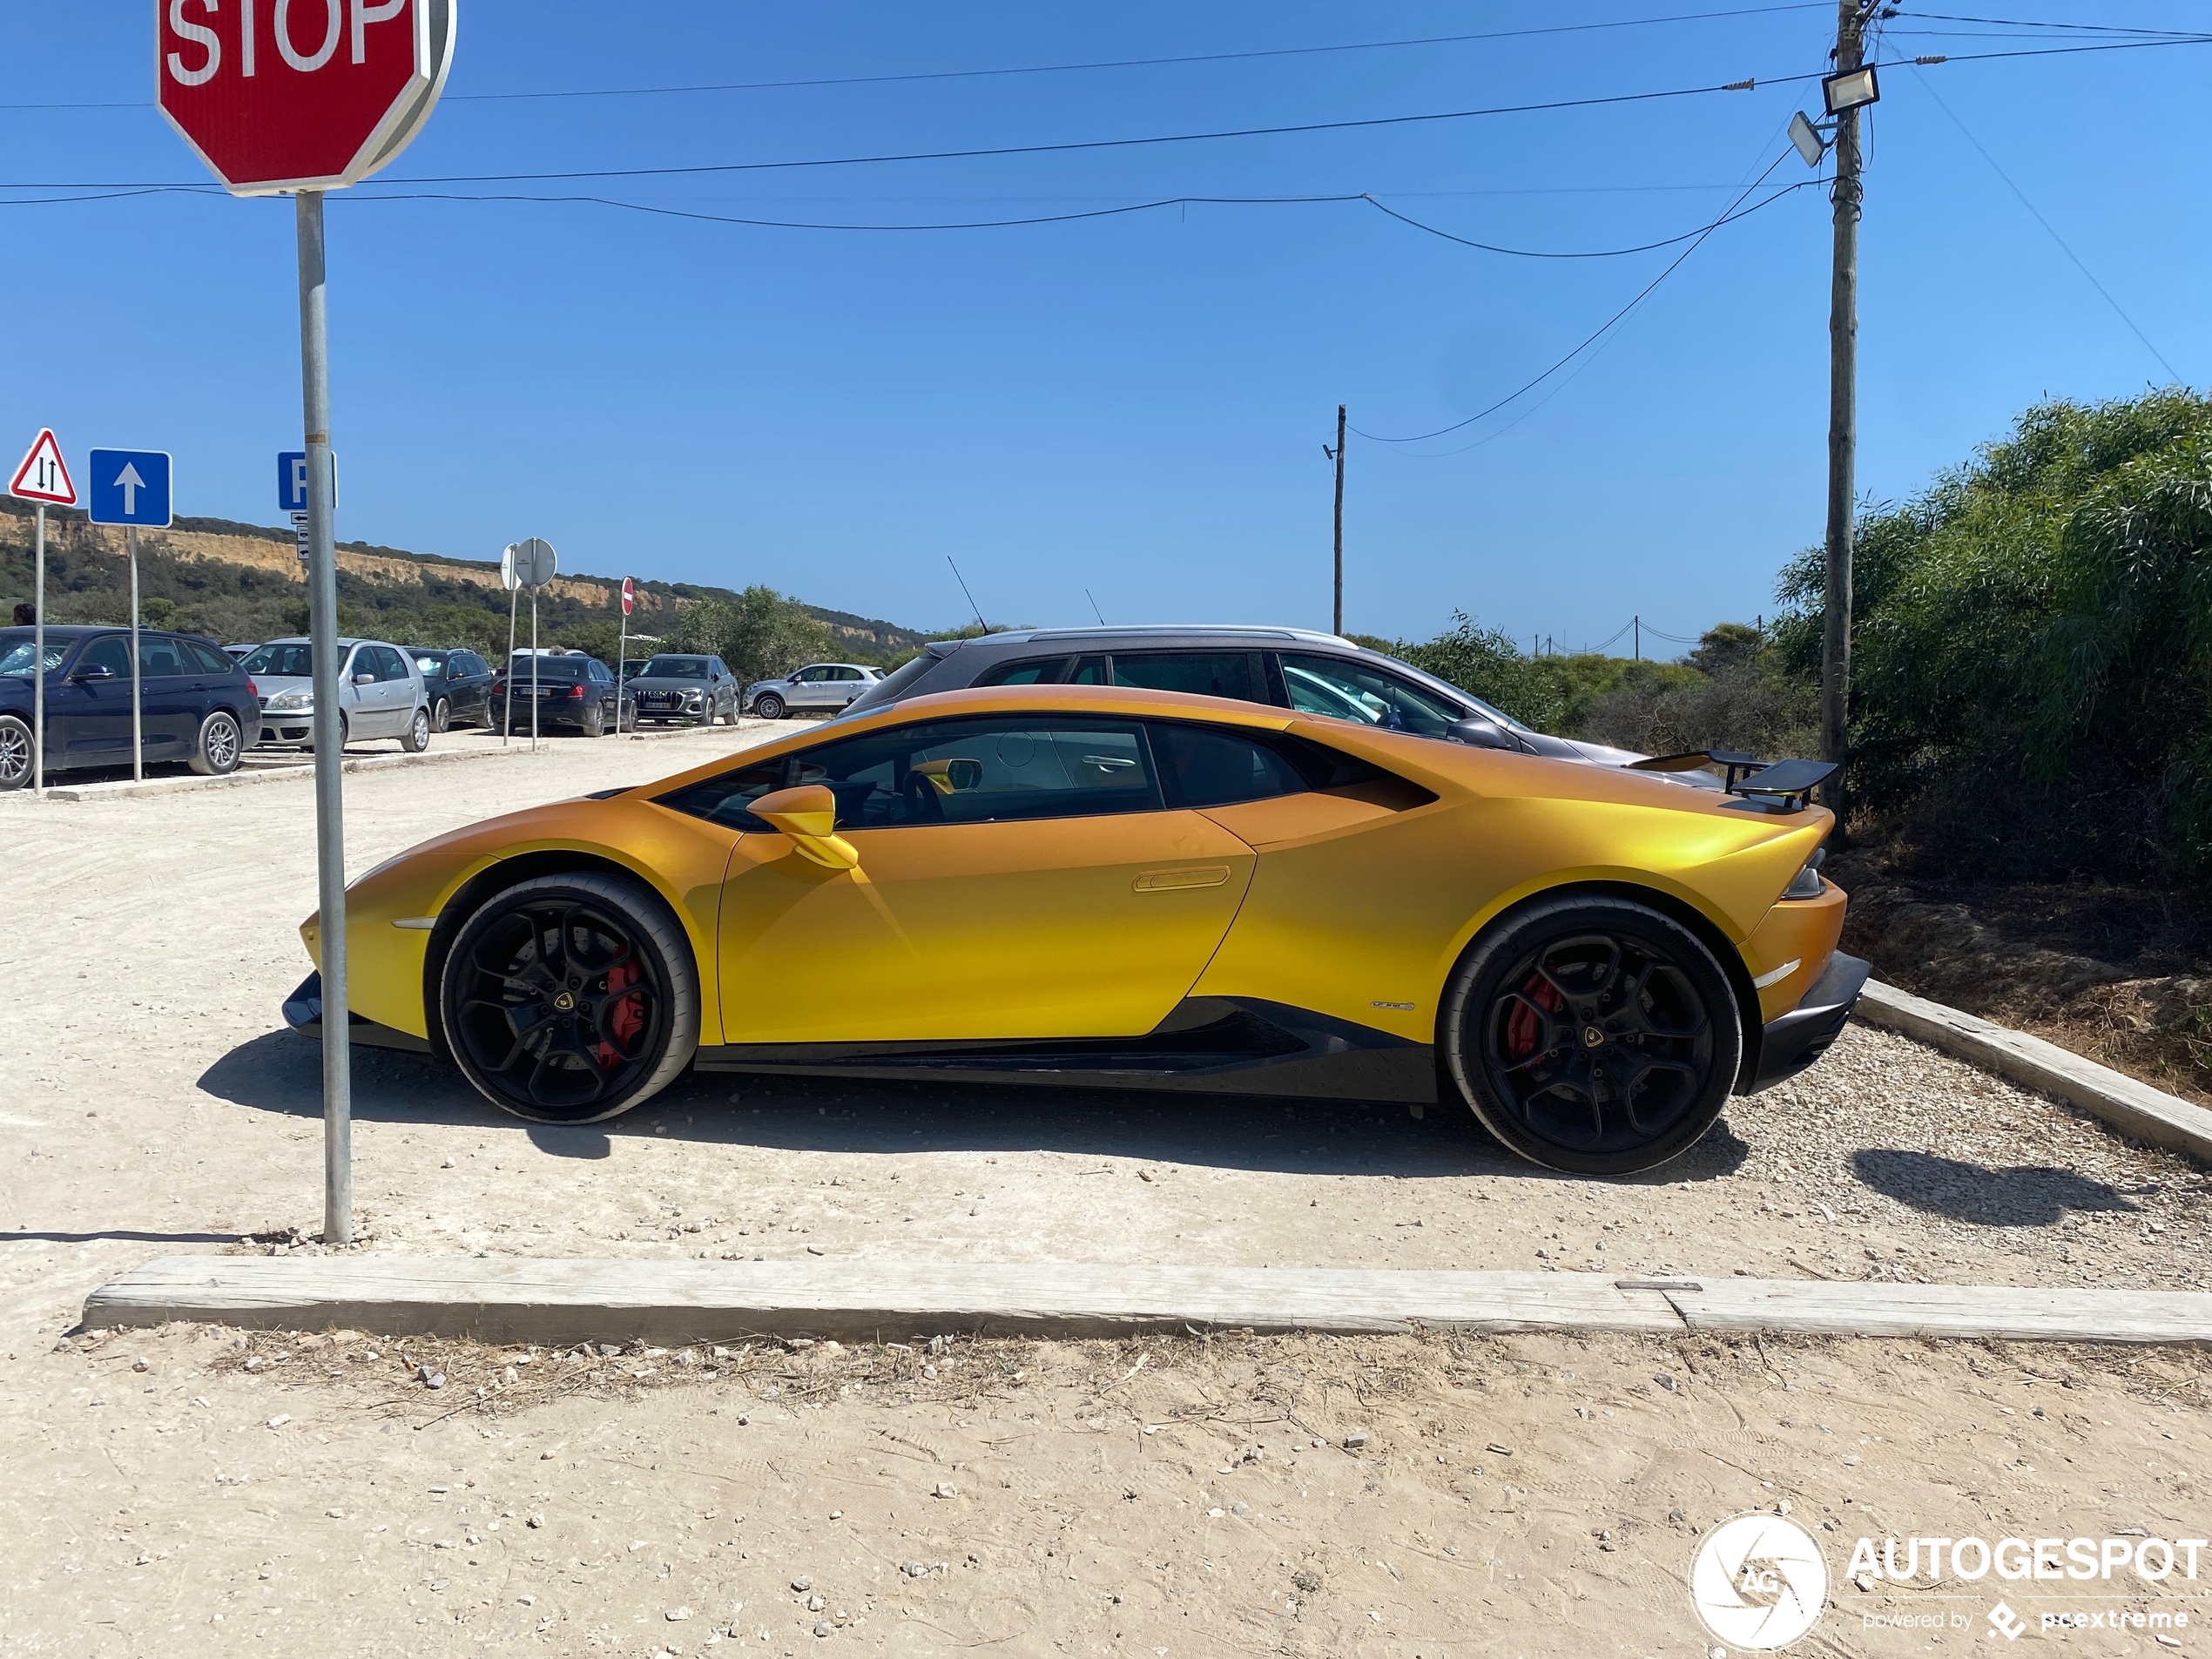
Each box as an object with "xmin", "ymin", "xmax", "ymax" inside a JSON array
[{"xmin": 0, "ymin": 497, "xmax": 934, "ymax": 660}]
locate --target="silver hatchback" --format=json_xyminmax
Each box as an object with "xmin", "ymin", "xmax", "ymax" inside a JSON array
[{"xmin": 241, "ymin": 637, "xmax": 431, "ymax": 752}]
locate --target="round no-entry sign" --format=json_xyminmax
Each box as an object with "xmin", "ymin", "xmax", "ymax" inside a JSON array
[
  {"xmin": 621, "ymin": 577, "xmax": 636, "ymax": 617},
  {"xmin": 158, "ymin": 0, "xmax": 458, "ymax": 195}
]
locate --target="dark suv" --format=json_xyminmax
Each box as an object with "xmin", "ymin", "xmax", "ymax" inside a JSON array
[
  {"xmin": 0, "ymin": 625, "xmax": 259, "ymax": 788},
  {"xmin": 837, "ymin": 624, "xmax": 1645, "ymax": 769}
]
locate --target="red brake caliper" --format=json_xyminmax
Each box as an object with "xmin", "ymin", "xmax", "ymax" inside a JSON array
[
  {"xmin": 594, "ymin": 958, "xmax": 644, "ymax": 1069},
  {"xmin": 1506, "ymin": 973, "xmax": 1564, "ymax": 1061}
]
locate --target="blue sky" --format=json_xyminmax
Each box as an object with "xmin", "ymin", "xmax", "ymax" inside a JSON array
[{"xmin": 3, "ymin": 3, "xmax": 2205, "ymax": 647}]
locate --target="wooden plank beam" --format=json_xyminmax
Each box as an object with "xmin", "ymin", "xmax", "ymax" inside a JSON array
[{"xmin": 80, "ymin": 1258, "xmax": 2212, "ymax": 1346}]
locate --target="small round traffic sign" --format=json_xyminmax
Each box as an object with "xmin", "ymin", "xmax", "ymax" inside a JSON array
[
  {"xmin": 158, "ymin": 0, "xmax": 457, "ymax": 196},
  {"xmin": 621, "ymin": 577, "xmax": 636, "ymax": 617}
]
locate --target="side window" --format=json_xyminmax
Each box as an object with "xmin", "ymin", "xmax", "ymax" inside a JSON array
[
  {"xmin": 138, "ymin": 635, "xmax": 192, "ymax": 677},
  {"xmin": 658, "ymin": 759, "xmax": 787, "ymax": 833},
  {"xmin": 790, "ymin": 716, "xmax": 1163, "ymax": 830},
  {"xmin": 1277, "ymin": 652, "xmax": 1464, "ymax": 739},
  {"xmin": 711, "ymin": 659, "xmax": 730, "ymax": 678},
  {"xmin": 1066, "ymin": 655, "xmax": 1107, "ymax": 685},
  {"xmin": 1148, "ymin": 722, "xmax": 1308, "ymax": 809},
  {"xmin": 185, "ymin": 640, "xmax": 234, "ymax": 674},
  {"xmin": 78, "ymin": 637, "xmax": 132, "ymax": 678},
  {"xmin": 974, "ymin": 657, "xmax": 1069, "ymax": 688},
  {"xmin": 374, "ymin": 646, "xmax": 412, "ymax": 683},
  {"xmin": 1109, "ymin": 651, "xmax": 1259, "ymax": 704}
]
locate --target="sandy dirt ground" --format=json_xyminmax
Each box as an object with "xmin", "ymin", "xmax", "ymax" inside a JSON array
[{"xmin": 3, "ymin": 729, "xmax": 2208, "ymax": 1655}]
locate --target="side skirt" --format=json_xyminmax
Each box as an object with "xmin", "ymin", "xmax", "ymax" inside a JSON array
[{"xmin": 695, "ymin": 996, "xmax": 1440, "ymax": 1106}]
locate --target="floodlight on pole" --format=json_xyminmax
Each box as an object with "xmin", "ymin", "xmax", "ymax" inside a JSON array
[
  {"xmin": 1823, "ymin": 64, "xmax": 1879, "ymax": 116},
  {"xmin": 1788, "ymin": 111, "xmax": 1829, "ymax": 169}
]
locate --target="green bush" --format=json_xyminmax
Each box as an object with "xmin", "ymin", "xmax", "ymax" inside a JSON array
[{"xmin": 1774, "ymin": 388, "xmax": 2212, "ymax": 878}]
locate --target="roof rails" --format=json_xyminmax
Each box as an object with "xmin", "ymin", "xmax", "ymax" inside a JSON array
[{"xmin": 989, "ymin": 623, "xmax": 1354, "ymax": 645}]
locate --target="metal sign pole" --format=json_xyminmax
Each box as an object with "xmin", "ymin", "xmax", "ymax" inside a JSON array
[
  {"xmin": 503, "ymin": 584, "xmax": 517, "ymax": 745},
  {"xmin": 296, "ymin": 188, "xmax": 352, "ymax": 1248},
  {"xmin": 529, "ymin": 590, "xmax": 540, "ymax": 752},
  {"xmin": 128, "ymin": 525, "xmax": 143, "ymax": 782},
  {"xmin": 30, "ymin": 502, "xmax": 43, "ymax": 798}
]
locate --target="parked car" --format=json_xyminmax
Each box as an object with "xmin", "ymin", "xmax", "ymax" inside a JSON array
[
  {"xmin": 297, "ymin": 681, "xmax": 1862, "ymax": 1174},
  {"xmin": 489, "ymin": 651, "xmax": 632, "ymax": 737},
  {"xmin": 407, "ymin": 647, "xmax": 496, "ymax": 732},
  {"xmin": 744, "ymin": 661, "xmax": 881, "ymax": 720},
  {"xmin": 625, "ymin": 652, "xmax": 739, "ymax": 726},
  {"xmin": 0, "ymin": 624, "xmax": 258, "ymax": 788},
  {"xmin": 240, "ymin": 636, "xmax": 431, "ymax": 752},
  {"xmin": 223, "ymin": 644, "xmax": 257, "ymax": 663},
  {"xmin": 833, "ymin": 624, "xmax": 1676, "ymax": 777}
]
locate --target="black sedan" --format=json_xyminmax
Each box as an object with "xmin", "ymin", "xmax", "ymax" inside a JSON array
[
  {"xmin": 0, "ymin": 624, "xmax": 259, "ymax": 788},
  {"xmin": 408, "ymin": 647, "xmax": 496, "ymax": 732},
  {"xmin": 488, "ymin": 651, "xmax": 633, "ymax": 737}
]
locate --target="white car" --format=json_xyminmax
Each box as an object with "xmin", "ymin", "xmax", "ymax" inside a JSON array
[
  {"xmin": 742, "ymin": 662, "xmax": 881, "ymax": 720},
  {"xmin": 240, "ymin": 636, "xmax": 432, "ymax": 752}
]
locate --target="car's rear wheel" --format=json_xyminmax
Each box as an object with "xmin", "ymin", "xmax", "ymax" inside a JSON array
[
  {"xmin": 753, "ymin": 692, "xmax": 785, "ymax": 721},
  {"xmin": 401, "ymin": 706, "xmax": 432, "ymax": 752},
  {"xmin": 432, "ymin": 697, "xmax": 451, "ymax": 734},
  {"xmin": 187, "ymin": 710, "xmax": 244, "ymax": 777},
  {"xmin": 584, "ymin": 700, "xmax": 607, "ymax": 738},
  {"xmin": 1441, "ymin": 895, "xmax": 1742, "ymax": 1176},
  {"xmin": 0, "ymin": 714, "xmax": 32, "ymax": 791},
  {"xmin": 441, "ymin": 872, "xmax": 699, "ymax": 1124}
]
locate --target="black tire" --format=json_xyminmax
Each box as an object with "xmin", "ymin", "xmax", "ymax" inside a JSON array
[
  {"xmin": 753, "ymin": 692, "xmax": 785, "ymax": 721},
  {"xmin": 432, "ymin": 697, "xmax": 451, "ymax": 734},
  {"xmin": 584, "ymin": 700, "xmax": 606, "ymax": 738},
  {"xmin": 1440, "ymin": 895, "xmax": 1743, "ymax": 1176},
  {"xmin": 187, "ymin": 709, "xmax": 244, "ymax": 777},
  {"xmin": 440, "ymin": 872, "xmax": 700, "ymax": 1124},
  {"xmin": 0, "ymin": 713, "xmax": 31, "ymax": 791},
  {"xmin": 401, "ymin": 705, "xmax": 432, "ymax": 753}
]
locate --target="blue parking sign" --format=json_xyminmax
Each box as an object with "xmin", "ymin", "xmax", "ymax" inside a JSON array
[
  {"xmin": 279, "ymin": 449, "xmax": 337, "ymax": 513},
  {"xmin": 87, "ymin": 448, "xmax": 172, "ymax": 528}
]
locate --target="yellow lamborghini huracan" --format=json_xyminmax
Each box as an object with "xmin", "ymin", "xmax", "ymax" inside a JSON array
[{"xmin": 287, "ymin": 683, "xmax": 1866, "ymax": 1175}]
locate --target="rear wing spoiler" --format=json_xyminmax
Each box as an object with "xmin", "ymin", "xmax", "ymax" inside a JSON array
[{"xmin": 1629, "ymin": 750, "xmax": 1838, "ymax": 813}]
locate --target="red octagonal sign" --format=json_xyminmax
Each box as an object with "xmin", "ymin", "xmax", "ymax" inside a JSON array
[{"xmin": 158, "ymin": 0, "xmax": 456, "ymax": 195}]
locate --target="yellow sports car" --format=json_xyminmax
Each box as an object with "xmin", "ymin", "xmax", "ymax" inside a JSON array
[{"xmin": 288, "ymin": 683, "xmax": 1865, "ymax": 1175}]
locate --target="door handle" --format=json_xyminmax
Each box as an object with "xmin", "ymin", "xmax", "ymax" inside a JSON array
[{"xmin": 1132, "ymin": 866, "xmax": 1232, "ymax": 892}]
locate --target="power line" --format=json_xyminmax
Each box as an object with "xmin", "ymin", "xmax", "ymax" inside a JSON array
[
  {"xmin": 5, "ymin": 35, "xmax": 2205, "ymax": 194},
  {"xmin": 1352, "ymin": 149, "xmax": 1799, "ymax": 446},
  {"xmin": 1364, "ymin": 179, "xmax": 1818, "ymax": 259},
  {"xmin": 1912, "ymin": 67, "xmax": 2182, "ymax": 381},
  {"xmin": 1898, "ymin": 11, "xmax": 2212, "ymax": 38},
  {"xmin": 0, "ymin": 6, "xmax": 1833, "ymax": 113}
]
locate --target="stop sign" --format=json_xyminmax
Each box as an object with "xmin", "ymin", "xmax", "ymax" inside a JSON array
[{"xmin": 158, "ymin": 0, "xmax": 457, "ymax": 195}]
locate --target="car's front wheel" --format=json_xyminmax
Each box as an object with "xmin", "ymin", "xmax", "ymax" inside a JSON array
[
  {"xmin": 0, "ymin": 713, "xmax": 32, "ymax": 791},
  {"xmin": 1440, "ymin": 895, "xmax": 1743, "ymax": 1176},
  {"xmin": 753, "ymin": 692, "xmax": 785, "ymax": 721},
  {"xmin": 440, "ymin": 872, "xmax": 699, "ymax": 1124},
  {"xmin": 188, "ymin": 710, "xmax": 244, "ymax": 777}
]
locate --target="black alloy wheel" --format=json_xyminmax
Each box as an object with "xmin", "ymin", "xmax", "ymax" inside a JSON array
[
  {"xmin": 1442, "ymin": 896, "xmax": 1742, "ymax": 1175},
  {"xmin": 441, "ymin": 872, "xmax": 699, "ymax": 1123}
]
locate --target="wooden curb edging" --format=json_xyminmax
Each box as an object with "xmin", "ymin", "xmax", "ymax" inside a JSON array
[
  {"xmin": 82, "ymin": 1258, "xmax": 2212, "ymax": 1347},
  {"xmin": 1856, "ymin": 979, "xmax": 2212, "ymax": 1166}
]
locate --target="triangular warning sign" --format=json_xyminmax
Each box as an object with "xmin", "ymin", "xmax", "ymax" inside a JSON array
[{"xmin": 9, "ymin": 428, "xmax": 76, "ymax": 505}]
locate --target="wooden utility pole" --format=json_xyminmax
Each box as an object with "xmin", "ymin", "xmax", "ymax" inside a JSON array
[
  {"xmin": 1332, "ymin": 404, "xmax": 1346, "ymax": 635},
  {"xmin": 1821, "ymin": 0, "xmax": 1865, "ymax": 843}
]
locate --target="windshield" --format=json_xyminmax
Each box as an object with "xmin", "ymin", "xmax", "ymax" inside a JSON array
[
  {"xmin": 0, "ymin": 631, "xmax": 69, "ymax": 678},
  {"xmin": 242, "ymin": 642, "xmax": 313, "ymax": 678},
  {"xmin": 415, "ymin": 655, "xmax": 447, "ymax": 678},
  {"xmin": 643, "ymin": 656, "xmax": 710, "ymax": 678},
  {"xmin": 506, "ymin": 656, "xmax": 590, "ymax": 680}
]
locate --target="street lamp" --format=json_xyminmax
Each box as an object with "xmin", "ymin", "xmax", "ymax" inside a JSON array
[{"xmin": 1822, "ymin": 64, "xmax": 1880, "ymax": 116}]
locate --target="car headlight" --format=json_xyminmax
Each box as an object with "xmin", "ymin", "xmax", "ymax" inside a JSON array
[
  {"xmin": 267, "ymin": 689, "xmax": 313, "ymax": 711},
  {"xmin": 1782, "ymin": 847, "xmax": 1827, "ymax": 900}
]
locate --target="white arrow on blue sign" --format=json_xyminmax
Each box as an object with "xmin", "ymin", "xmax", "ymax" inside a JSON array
[{"xmin": 88, "ymin": 448, "xmax": 173, "ymax": 529}]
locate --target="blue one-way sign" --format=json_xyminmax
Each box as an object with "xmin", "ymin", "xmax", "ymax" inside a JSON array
[{"xmin": 88, "ymin": 448, "xmax": 173, "ymax": 529}]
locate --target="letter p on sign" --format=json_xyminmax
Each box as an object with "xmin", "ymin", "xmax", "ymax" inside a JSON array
[{"xmin": 158, "ymin": 0, "xmax": 456, "ymax": 196}]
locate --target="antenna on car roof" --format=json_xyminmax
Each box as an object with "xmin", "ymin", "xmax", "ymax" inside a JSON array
[
  {"xmin": 1085, "ymin": 589, "xmax": 1105, "ymax": 626},
  {"xmin": 947, "ymin": 556, "xmax": 988, "ymax": 635}
]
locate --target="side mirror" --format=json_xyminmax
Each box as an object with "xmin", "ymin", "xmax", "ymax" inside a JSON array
[
  {"xmin": 354, "ymin": 671, "xmax": 376, "ymax": 687},
  {"xmin": 1448, "ymin": 716, "xmax": 1518, "ymax": 752},
  {"xmin": 749, "ymin": 784, "xmax": 860, "ymax": 871},
  {"xmin": 913, "ymin": 758, "xmax": 982, "ymax": 794},
  {"xmin": 72, "ymin": 663, "xmax": 118, "ymax": 682}
]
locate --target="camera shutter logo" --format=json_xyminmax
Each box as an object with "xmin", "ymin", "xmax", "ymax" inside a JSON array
[{"xmin": 1689, "ymin": 1513, "xmax": 1830, "ymax": 1649}]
